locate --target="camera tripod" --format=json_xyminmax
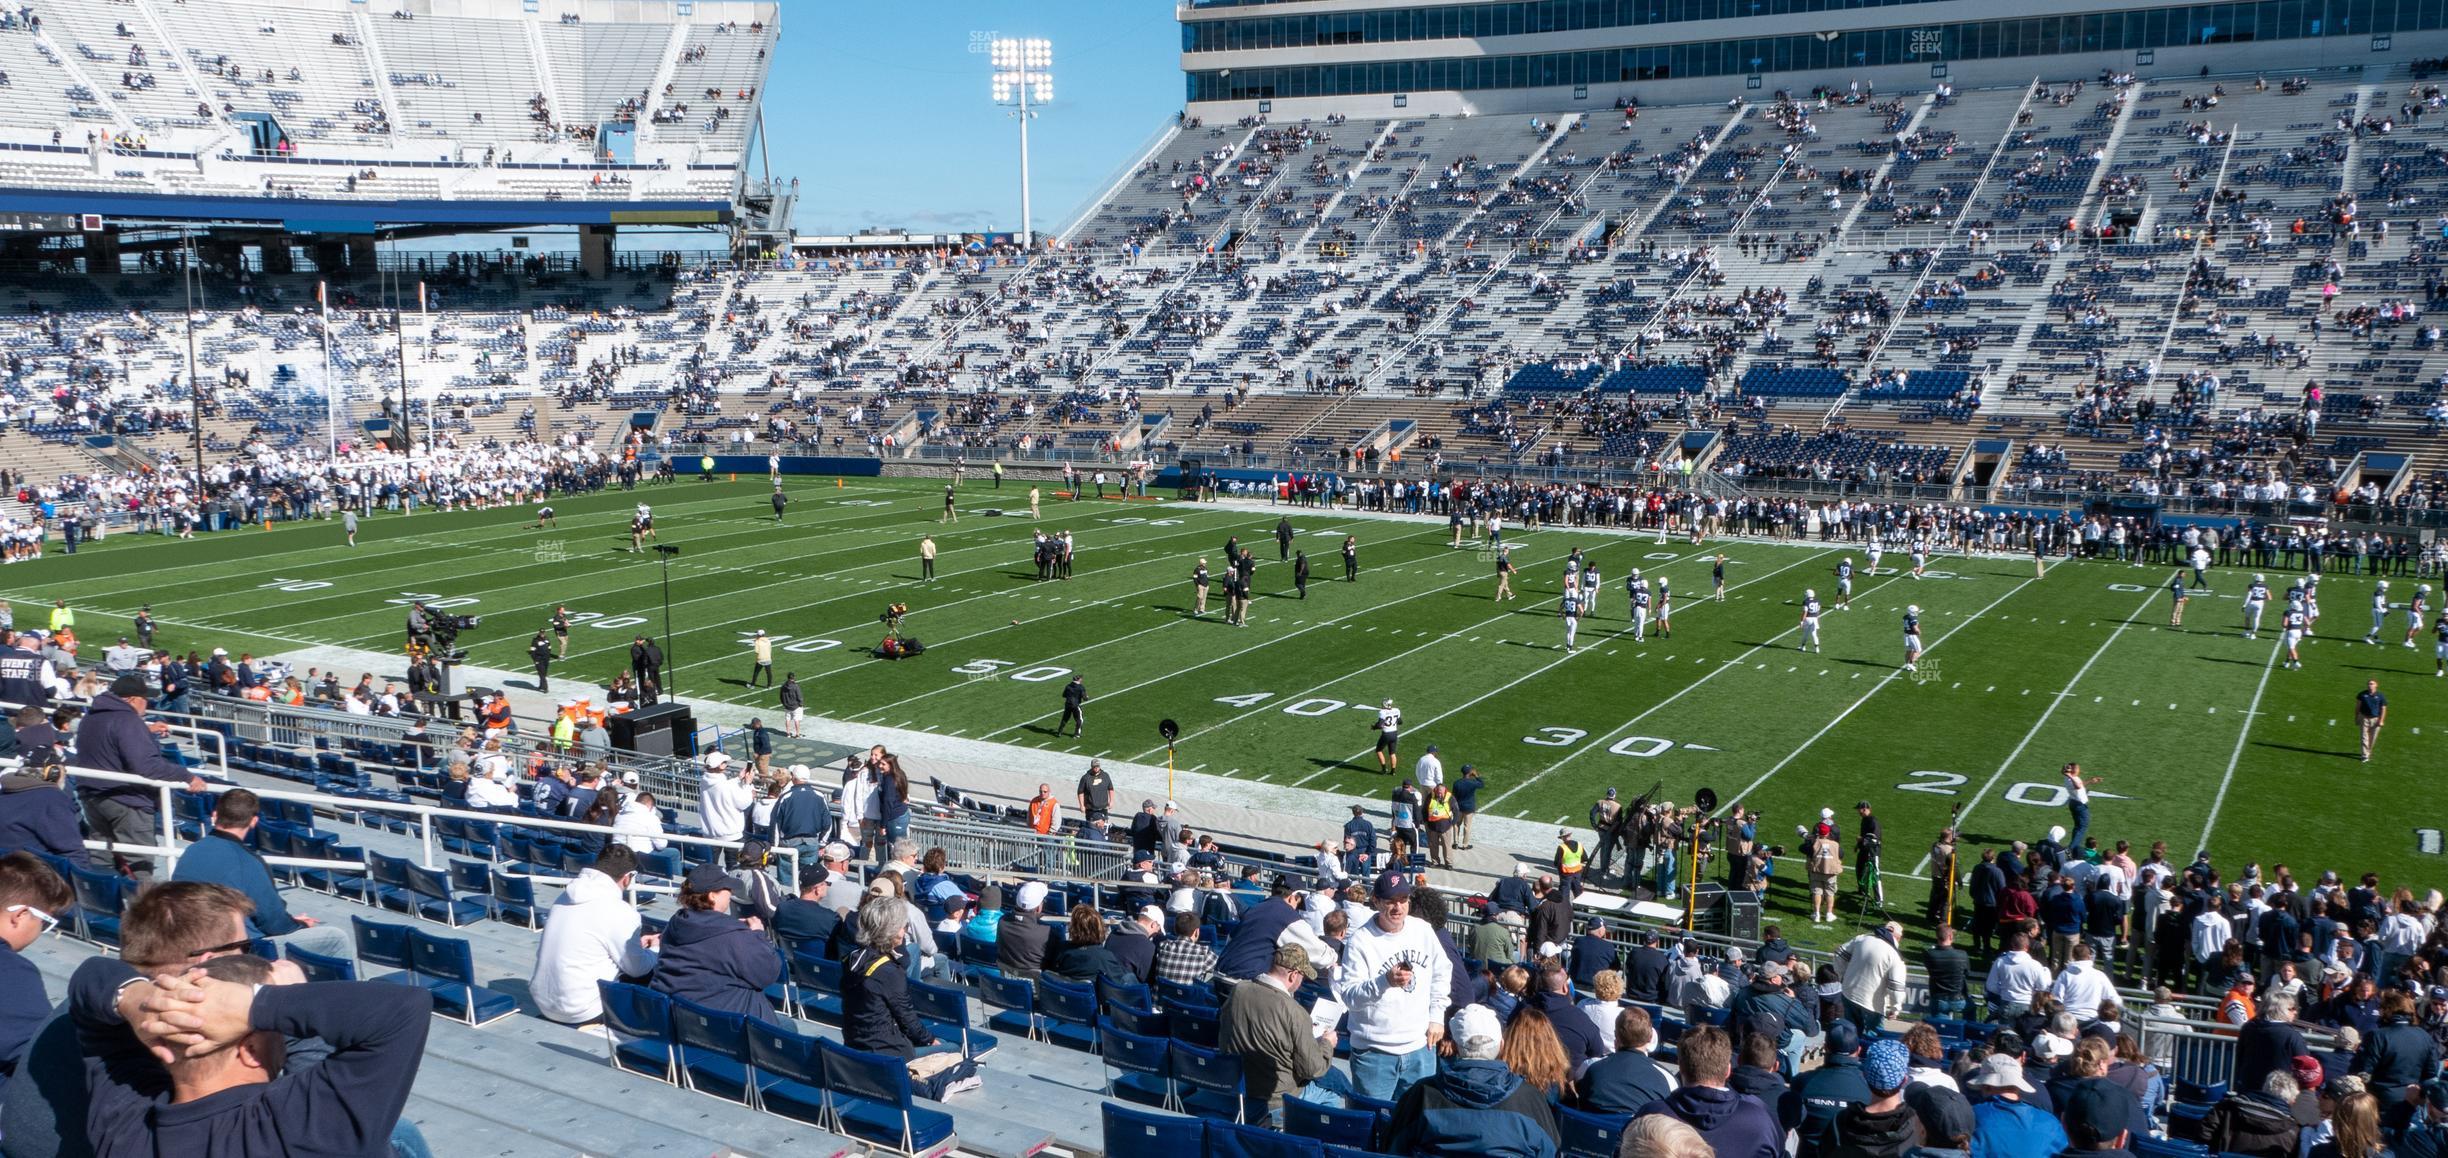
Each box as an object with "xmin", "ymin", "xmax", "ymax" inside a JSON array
[{"xmin": 1848, "ymin": 854, "xmax": 1892, "ymax": 929}]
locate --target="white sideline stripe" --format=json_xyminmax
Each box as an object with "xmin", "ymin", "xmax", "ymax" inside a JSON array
[
  {"xmin": 1359, "ymin": 547, "xmax": 1835, "ymax": 799},
  {"xmin": 1718, "ymin": 569, "xmax": 2046, "ymax": 819},
  {"xmin": 1910, "ymin": 587, "xmax": 2159, "ymax": 875},
  {"xmin": 2193, "ymin": 636, "xmax": 2286, "ymax": 857}
]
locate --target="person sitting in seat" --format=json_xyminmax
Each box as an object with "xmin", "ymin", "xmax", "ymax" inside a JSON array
[{"xmin": 649, "ymin": 864, "xmax": 783, "ymax": 1026}]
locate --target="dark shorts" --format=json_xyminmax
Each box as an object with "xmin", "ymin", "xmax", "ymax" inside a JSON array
[{"xmin": 1376, "ymin": 732, "xmax": 1398, "ymax": 754}]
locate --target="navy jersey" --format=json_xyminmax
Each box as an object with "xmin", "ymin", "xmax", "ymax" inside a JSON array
[
  {"xmin": 1802, "ymin": 598, "xmax": 1822, "ymax": 619},
  {"xmin": 1837, "ymin": 562, "xmax": 1853, "ymax": 583},
  {"xmin": 1713, "ymin": 560, "xmax": 1726, "ymax": 583},
  {"xmin": 1903, "ymin": 611, "xmax": 1921, "ymax": 636},
  {"xmin": 2245, "ymin": 582, "xmax": 2269, "ymax": 604}
]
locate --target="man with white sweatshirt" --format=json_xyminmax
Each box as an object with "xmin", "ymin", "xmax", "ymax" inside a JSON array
[
  {"xmin": 2046, "ymin": 942, "xmax": 2118, "ymax": 1020},
  {"xmin": 1333, "ymin": 870, "xmax": 1451, "ymax": 1101},
  {"xmin": 530, "ymin": 845, "xmax": 660, "ymax": 1026},
  {"xmin": 697, "ymin": 751, "xmax": 757, "ymax": 856},
  {"xmin": 1837, "ymin": 921, "xmax": 1909, "ymax": 1033}
]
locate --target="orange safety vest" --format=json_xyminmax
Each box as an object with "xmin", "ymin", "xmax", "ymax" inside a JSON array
[{"xmin": 1028, "ymin": 795, "xmax": 1056, "ymax": 835}]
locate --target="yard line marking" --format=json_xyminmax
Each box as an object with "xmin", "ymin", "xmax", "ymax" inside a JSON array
[
  {"xmin": 1316, "ymin": 548, "xmax": 1833, "ymax": 794},
  {"xmin": 1720, "ymin": 569, "xmax": 2047, "ymax": 820},
  {"xmin": 2195, "ymin": 636, "xmax": 2285, "ymax": 856},
  {"xmin": 1481, "ymin": 548, "xmax": 1868, "ymax": 807},
  {"xmin": 1912, "ymin": 587, "xmax": 2159, "ymax": 874}
]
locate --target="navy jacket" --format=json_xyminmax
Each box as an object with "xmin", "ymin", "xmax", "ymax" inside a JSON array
[
  {"xmin": 650, "ymin": 906, "xmax": 784, "ymax": 1023},
  {"xmin": 0, "ymin": 772, "xmax": 81, "ymax": 857},
  {"xmin": 769, "ymin": 784, "xmax": 833, "ymax": 844},
  {"xmin": 72, "ymin": 695, "xmax": 190, "ymax": 810},
  {"xmin": 1570, "ymin": 933, "xmax": 1617, "ymax": 988},
  {"xmin": 1106, "ymin": 927, "xmax": 1156, "ymax": 983},
  {"xmin": 1524, "ymin": 991, "xmax": 1605, "ymax": 1072},
  {"xmin": 1578, "ymin": 1051, "xmax": 1674, "ymax": 1114},
  {"xmin": 1637, "ymin": 1084, "xmax": 1786, "ymax": 1158},
  {"xmin": 1622, "ymin": 945, "xmax": 1675, "ymax": 1006},
  {"xmin": 1217, "ymin": 897, "xmax": 1304, "ymax": 979},
  {"xmin": 139, "ymin": 982, "xmax": 431, "ymax": 1158},
  {"xmin": 172, "ymin": 831, "xmax": 307, "ymax": 937},
  {"xmin": 0, "ymin": 942, "xmax": 45, "ymax": 1080},
  {"xmin": 772, "ymin": 898, "xmax": 841, "ymax": 956},
  {"xmin": 996, "ymin": 911, "xmax": 1054, "ymax": 978},
  {"xmin": 1387, "ymin": 1058, "xmax": 1561, "ymax": 1158},
  {"xmin": 1787, "ymin": 1054, "xmax": 1872, "ymax": 1158}
]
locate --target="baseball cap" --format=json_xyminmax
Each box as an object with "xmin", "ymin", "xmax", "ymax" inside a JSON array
[
  {"xmin": 1448, "ymin": 1004, "xmax": 1501, "ymax": 1048},
  {"xmin": 1141, "ymin": 798, "xmax": 1157, "ymax": 811},
  {"xmin": 1604, "ymin": 787, "xmax": 1618, "ymax": 799},
  {"xmin": 1968, "ymin": 1054, "xmax": 2035, "ymax": 1092},
  {"xmin": 1373, "ymin": 870, "xmax": 1414, "ymax": 900},
  {"xmin": 2422, "ymin": 1080, "xmax": 2448, "ymax": 1110},
  {"xmin": 107, "ymin": 674, "xmax": 151, "ymax": 699},
  {"xmin": 683, "ymin": 864, "xmax": 745, "ymax": 894},
  {"xmin": 1272, "ymin": 943, "xmax": 1317, "ymax": 980},
  {"xmin": 704, "ymin": 751, "xmax": 731, "ymax": 769},
  {"xmin": 1821, "ymin": 807, "xmax": 1835, "ymax": 820},
  {"xmin": 2290, "ymin": 1055, "xmax": 2326, "ymax": 1091},
  {"xmin": 211, "ymin": 647, "xmax": 228, "ymax": 656},
  {"xmin": 1759, "ymin": 961, "xmax": 1790, "ymax": 983},
  {"xmin": 1823, "ymin": 1020, "xmax": 1860, "ymax": 1055},
  {"xmin": 1137, "ymin": 905, "xmax": 1165, "ymax": 926},
  {"xmin": 1425, "ymin": 743, "xmax": 1437, "ymax": 753},
  {"xmin": 788, "ymin": 763, "xmax": 816, "ymax": 782},
  {"xmin": 2033, "ymin": 1033, "xmax": 2072, "ymax": 1062},
  {"xmin": 1015, "ymin": 881, "xmax": 1049, "ymax": 911},
  {"xmin": 1863, "ymin": 1039, "xmax": 1910, "ymax": 1093},
  {"xmin": 2060, "ymin": 1081, "xmax": 2130, "ymax": 1146},
  {"xmin": 820, "ymin": 841, "xmax": 853, "ymax": 862}
]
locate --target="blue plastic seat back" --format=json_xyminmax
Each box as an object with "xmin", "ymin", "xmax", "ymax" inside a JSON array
[
  {"xmin": 283, "ymin": 943, "xmax": 359, "ymax": 983},
  {"xmin": 1106, "ymin": 1002, "xmax": 1169, "ymax": 1039},
  {"xmin": 668, "ymin": 996, "xmax": 757, "ymax": 1103},
  {"xmin": 1283, "ymin": 1099, "xmax": 1378, "ymax": 1149},
  {"xmin": 1556, "ymin": 1104, "xmax": 1633, "ymax": 1158},
  {"xmin": 351, "ymin": 915, "xmax": 416, "ymax": 973},
  {"xmin": 1037, "ymin": 976, "xmax": 1098, "ymax": 1028},
  {"xmin": 1103, "ymin": 1102, "xmax": 1205, "ymax": 1158},
  {"xmin": 1207, "ymin": 1120, "xmax": 1325, "ymax": 1158}
]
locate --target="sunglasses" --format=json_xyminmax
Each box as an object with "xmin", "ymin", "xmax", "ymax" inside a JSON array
[
  {"xmin": 186, "ymin": 937, "xmax": 259, "ymax": 959},
  {"xmin": 4, "ymin": 904, "xmax": 59, "ymax": 936}
]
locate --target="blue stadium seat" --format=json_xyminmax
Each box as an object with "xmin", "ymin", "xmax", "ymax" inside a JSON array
[
  {"xmin": 595, "ymin": 980, "xmax": 677, "ymax": 1082},
  {"xmin": 1283, "ymin": 1099, "xmax": 1377, "ymax": 1149},
  {"xmin": 789, "ymin": 951, "xmax": 846, "ymax": 1024},
  {"xmin": 743, "ymin": 1018, "xmax": 829, "ymax": 1126},
  {"xmin": 403, "ymin": 863, "xmax": 488, "ymax": 926},
  {"xmin": 405, "ymin": 927, "xmax": 516, "ymax": 1026},
  {"xmin": 283, "ymin": 943, "xmax": 358, "ymax": 984},
  {"xmin": 489, "ymin": 872, "xmax": 540, "ymax": 928},
  {"xmin": 1035, "ymin": 976, "xmax": 1099, "ymax": 1050},
  {"xmin": 1170, "ymin": 1040, "xmax": 1251, "ymax": 1123},
  {"xmin": 907, "ymin": 979, "xmax": 998, "ymax": 1060},
  {"xmin": 819, "ymin": 1037, "xmax": 958, "ymax": 1158},
  {"xmin": 1103, "ymin": 1102, "xmax": 1206, "ymax": 1158},
  {"xmin": 1105, "ymin": 1001, "xmax": 1170, "ymax": 1039},
  {"xmin": 1096, "ymin": 1018, "xmax": 1175, "ymax": 1108},
  {"xmin": 67, "ymin": 866, "xmax": 129, "ymax": 949},
  {"xmin": 668, "ymin": 996, "xmax": 759, "ymax": 1105},
  {"xmin": 1557, "ymin": 1103, "xmax": 1633, "ymax": 1158},
  {"xmin": 976, "ymin": 970, "xmax": 1039, "ymax": 1040},
  {"xmin": 349, "ymin": 916, "xmax": 420, "ymax": 984},
  {"xmin": 1206, "ymin": 1120, "xmax": 1325, "ymax": 1158}
]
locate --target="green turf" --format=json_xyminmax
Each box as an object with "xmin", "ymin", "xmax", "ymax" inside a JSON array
[{"xmin": 13, "ymin": 477, "xmax": 2444, "ymax": 935}]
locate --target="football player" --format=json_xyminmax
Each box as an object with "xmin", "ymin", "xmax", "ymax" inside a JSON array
[
  {"xmin": 1909, "ymin": 533, "xmax": 1929, "ymax": 580},
  {"xmin": 1561, "ymin": 589, "xmax": 1582, "ymax": 652},
  {"xmin": 1866, "ymin": 537, "xmax": 1886, "ymax": 576},
  {"xmin": 2434, "ymin": 608, "xmax": 2448, "ymax": 676},
  {"xmin": 1374, "ymin": 699, "xmax": 1403, "ymax": 771},
  {"xmin": 2304, "ymin": 574, "xmax": 2323, "ymax": 633},
  {"xmin": 1582, "ymin": 561, "xmax": 1603, "ymax": 619},
  {"xmin": 1655, "ymin": 578, "xmax": 1673, "ymax": 638},
  {"xmin": 2241, "ymin": 573, "xmax": 2270, "ymax": 639},
  {"xmin": 2167, "ymin": 571, "xmax": 2188, "ymax": 628},
  {"xmin": 1834, "ymin": 557, "xmax": 1855, "ymax": 611},
  {"xmin": 2407, "ymin": 584, "xmax": 2431, "ymax": 649},
  {"xmin": 1902, "ymin": 604, "xmax": 1924, "ymax": 672},
  {"xmin": 1712, "ymin": 554, "xmax": 1728, "ymax": 602},
  {"xmin": 1627, "ymin": 570, "xmax": 1652, "ymax": 642},
  {"xmin": 2281, "ymin": 599, "xmax": 2309, "ymax": 669},
  {"xmin": 2367, "ymin": 581, "xmax": 2393, "ymax": 645},
  {"xmin": 1799, "ymin": 588, "xmax": 1823, "ymax": 654}
]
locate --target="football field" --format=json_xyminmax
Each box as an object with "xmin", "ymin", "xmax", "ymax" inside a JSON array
[{"xmin": 14, "ymin": 477, "xmax": 2443, "ymax": 905}]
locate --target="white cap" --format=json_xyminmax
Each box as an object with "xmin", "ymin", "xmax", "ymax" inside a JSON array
[
  {"xmin": 704, "ymin": 751, "xmax": 731, "ymax": 770},
  {"xmin": 788, "ymin": 763, "xmax": 815, "ymax": 783},
  {"xmin": 1820, "ymin": 807, "xmax": 1835, "ymax": 820},
  {"xmin": 1448, "ymin": 1004, "xmax": 1502, "ymax": 1055},
  {"xmin": 1137, "ymin": 905, "xmax": 1165, "ymax": 926},
  {"xmin": 1015, "ymin": 881, "xmax": 1049, "ymax": 911},
  {"xmin": 2049, "ymin": 825, "xmax": 2066, "ymax": 843}
]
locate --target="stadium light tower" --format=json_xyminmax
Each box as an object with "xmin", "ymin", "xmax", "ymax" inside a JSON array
[{"xmin": 989, "ymin": 37, "xmax": 1053, "ymax": 250}]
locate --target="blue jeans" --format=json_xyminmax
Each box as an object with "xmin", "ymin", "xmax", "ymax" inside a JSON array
[
  {"xmin": 1277, "ymin": 1066, "xmax": 1356, "ymax": 1124},
  {"xmin": 2067, "ymin": 801, "xmax": 2090, "ymax": 852},
  {"xmin": 1927, "ymin": 997, "xmax": 1967, "ymax": 1019},
  {"xmin": 1348, "ymin": 1045, "xmax": 1434, "ymax": 1103},
  {"xmin": 390, "ymin": 1120, "xmax": 435, "ymax": 1158}
]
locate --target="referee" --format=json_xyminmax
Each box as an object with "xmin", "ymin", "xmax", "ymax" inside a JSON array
[{"xmin": 1058, "ymin": 676, "xmax": 1088, "ymax": 738}]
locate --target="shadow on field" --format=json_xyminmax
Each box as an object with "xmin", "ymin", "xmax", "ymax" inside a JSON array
[
  {"xmin": 2195, "ymin": 656, "xmax": 2265, "ymax": 667},
  {"xmin": 2255, "ymin": 741, "xmax": 2354, "ymax": 761},
  {"xmin": 1305, "ymin": 756, "xmax": 1371, "ymax": 776}
]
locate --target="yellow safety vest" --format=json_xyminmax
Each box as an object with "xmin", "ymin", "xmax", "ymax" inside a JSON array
[
  {"xmin": 1425, "ymin": 796, "xmax": 1453, "ymax": 824},
  {"xmin": 551, "ymin": 715, "xmax": 576, "ymax": 750},
  {"xmin": 1557, "ymin": 840, "xmax": 1584, "ymax": 872}
]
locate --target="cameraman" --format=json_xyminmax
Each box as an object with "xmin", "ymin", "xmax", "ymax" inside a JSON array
[
  {"xmin": 1852, "ymin": 801, "xmax": 1884, "ymax": 905},
  {"xmin": 404, "ymin": 601, "xmax": 434, "ymax": 654}
]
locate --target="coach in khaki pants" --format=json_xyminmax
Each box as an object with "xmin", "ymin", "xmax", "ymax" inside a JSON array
[{"xmin": 2358, "ymin": 679, "xmax": 2388, "ymax": 762}]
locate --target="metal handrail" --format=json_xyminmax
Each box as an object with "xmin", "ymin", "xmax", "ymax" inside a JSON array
[{"xmin": 59, "ymin": 764, "xmax": 792, "ymax": 881}]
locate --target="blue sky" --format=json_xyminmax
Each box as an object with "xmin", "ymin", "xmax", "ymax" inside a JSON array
[{"xmin": 763, "ymin": 1, "xmax": 1185, "ymax": 236}]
